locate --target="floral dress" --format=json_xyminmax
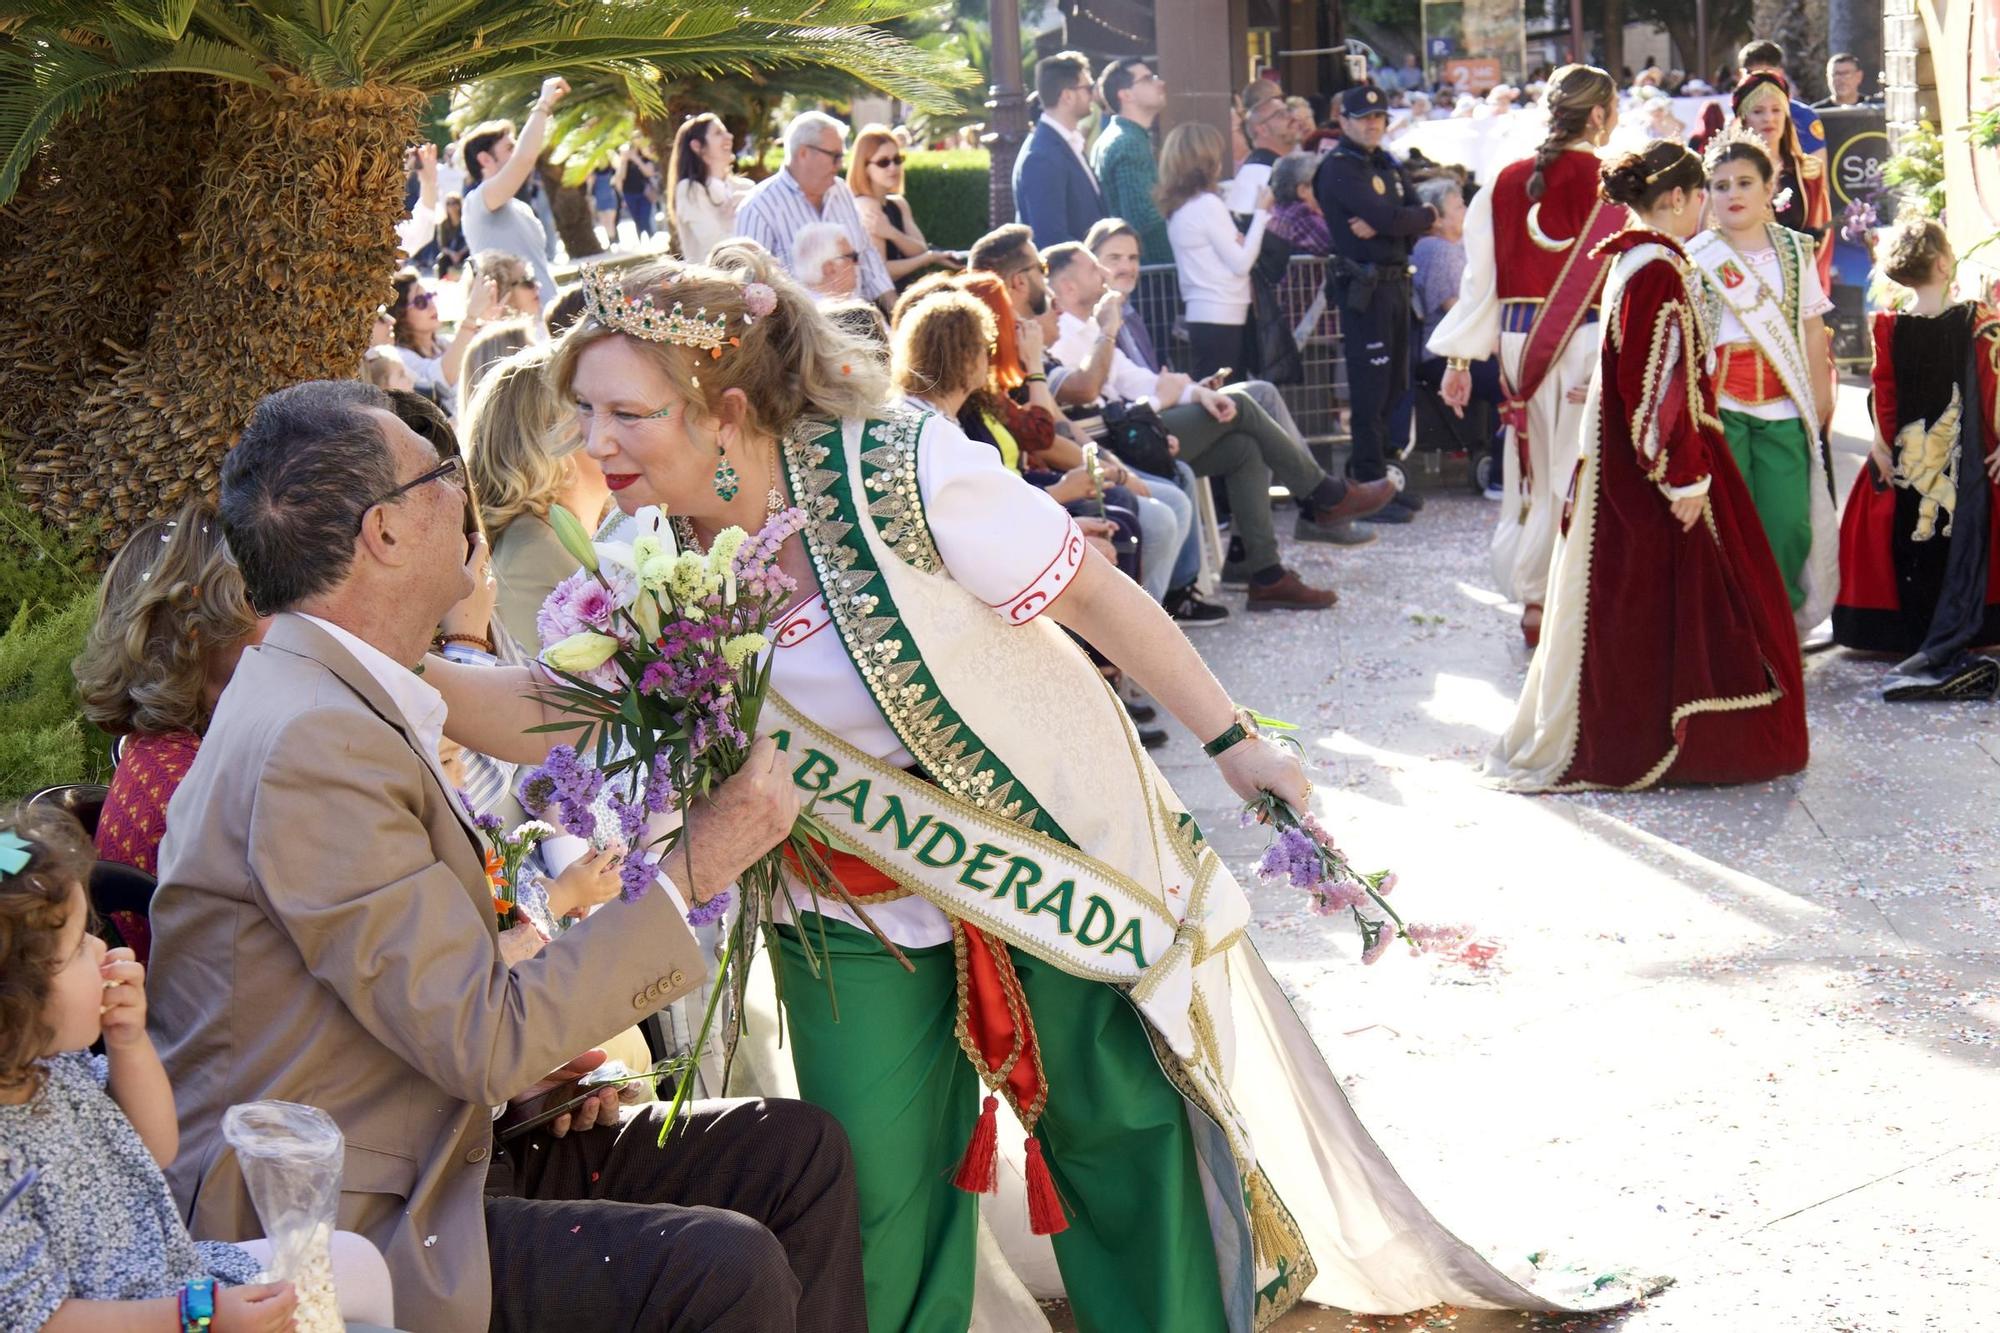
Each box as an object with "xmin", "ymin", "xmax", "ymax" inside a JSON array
[{"xmin": 0, "ymin": 1053, "xmax": 260, "ymax": 1328}]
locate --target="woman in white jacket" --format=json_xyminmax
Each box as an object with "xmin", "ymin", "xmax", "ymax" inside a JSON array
[
  {"xmin": 666, "ymin": 112, "xmax": 751, "ymax": 264},
  {"xmin": 1161, "ymin": 121, "xmax": 1273, "ymax": 380}
]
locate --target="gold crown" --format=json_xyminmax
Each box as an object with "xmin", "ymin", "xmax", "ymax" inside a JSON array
[
  {"xmin": 1702, "ymin": 122, "xmax": 1772, "ymax": 173},
  {"xmin": 579, "ymin": 263, "xmax": 737, "ymax": 359}
]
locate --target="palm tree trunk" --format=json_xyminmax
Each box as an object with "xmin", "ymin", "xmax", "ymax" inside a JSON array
[
  {"xmin": 0, "ymin": 79, "xmax": 222, "ymax": 460},
  {"xmin": 537, "ymin": 158, "xmax": 604, "ymax": 259},
  {"xmin": 20, "ymin": 76, "xmax": 423, "ymax": 533}
]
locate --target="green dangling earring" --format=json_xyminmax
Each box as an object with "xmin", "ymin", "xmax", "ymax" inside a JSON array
[{"xmin": 712, "ymin": 437, "xmax": 740, "ymax": 501}]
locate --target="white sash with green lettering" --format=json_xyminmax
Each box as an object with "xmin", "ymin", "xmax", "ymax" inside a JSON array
[{"xmin": 763, "ymin": 689, "xmax": 1237, "ymax": 1056}]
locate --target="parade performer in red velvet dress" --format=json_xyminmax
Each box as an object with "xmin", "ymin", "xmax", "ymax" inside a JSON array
[
  {"xmin": 1833, "ymin": 217, "xmax": 2000, "ymax": 698},
  {"xmin": 1432, "ymin": 65, "xmax": 1626, "ymax": 647},
  {"xmin": 1491, "ymin": 141, "xmax": 1808, "ymax": 791}
]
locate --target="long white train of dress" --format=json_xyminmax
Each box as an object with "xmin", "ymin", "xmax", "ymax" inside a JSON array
[{"xmin": 728, "ymin": 936, "xmax": 1660, "ymax": 1326}]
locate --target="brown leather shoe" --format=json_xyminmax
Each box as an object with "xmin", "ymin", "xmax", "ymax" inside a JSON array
[
  {"xmin": 1522, "ymin": 602, "xmax": 1544, "ymax": 647},
  {"xmin": 1312, "ymin": 477, "xmax": 1398, "ymax": 524},
  {"xmin": 1247, "ymin": 568, "xmax": 1339, "ymax": 611}
]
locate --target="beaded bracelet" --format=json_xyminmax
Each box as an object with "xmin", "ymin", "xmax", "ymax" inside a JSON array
[{"xmin": 438, "ymin": 631, "xmax": 495, "ymax": 655}]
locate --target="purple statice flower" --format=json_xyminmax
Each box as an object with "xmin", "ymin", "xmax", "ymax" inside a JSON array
[
  {"xmin": 1405, "ymin": 922, "xmax": 1472, "ymax": 952},
  {"xmin": 1841, "ymin": 197, "xmax": 1879, "ymax": 245},
  {"xmin": 1313, "ymin": 881, "xmax": 1369, "ymax": 914},
  {"xmin": 1374, "ymin": 871, "xmax": 1398, "ymax": 897},
  {"xmin": 618, "ymin": 850, "xmax": 662, "ymax": 902},
  {"xmin": 644, "ymin": 752, "xmax": 677, "ymax": 814},
  {"xmin": 1257, "ymin": 826, "xmax": 1322, "ymax": 890},
  {"xmin": 686, "ymin": 889, "xmax": 732, "ymax": 928},
  {"xmin": 604, "ymin": 787, "xmax": 649, "ymax": 844},
  {"xmin": 473, "ymin": 810, "xmax": 503, "ymax": 835},
  {"xmin": 520, "ymin": 745, "xmax": 605, "ymax": 838}
]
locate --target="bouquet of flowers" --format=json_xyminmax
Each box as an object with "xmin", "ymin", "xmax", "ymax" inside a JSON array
[
  {"xmin": 522, "ymin": 502, "xmax": 904, "ymax": 1141},
  {"xmin": 460, "ymin": 794, "xmax": 556, "ymax": 933},
  {"xmin": 1240, "ymin": 714, "xmax": 1469, "ymax": 964}
]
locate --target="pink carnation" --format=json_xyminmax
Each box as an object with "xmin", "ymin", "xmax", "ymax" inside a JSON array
[
  {"xmin": 537, "ymin": 570, "xmax": 598, "ymax": 648},
  {"xmin": 1360, "ymin": 925, "xmax": 1397, "ymax": 965}
]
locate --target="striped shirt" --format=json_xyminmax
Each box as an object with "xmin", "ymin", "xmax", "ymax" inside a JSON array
[{"xmin": 734, "ymin": 168, "xmax": 894, "ymax": 302}]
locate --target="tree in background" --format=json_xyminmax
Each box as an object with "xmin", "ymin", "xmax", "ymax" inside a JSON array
[{"xmin": 0, "ymin": 1, "xmax": 971, "ymax": 537}]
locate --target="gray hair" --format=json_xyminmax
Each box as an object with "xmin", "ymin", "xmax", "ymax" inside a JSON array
[
  {"xmin": 792, "ymin": 221, "xmax": 852, "ymax": 288},
  {"xmin": 784, "ymin": 110, "xmax": 849, "ymax": 160},
  {"xmin": 1414, "ymin": 175, "xmax": 1461, "ymax": 213},
  {"xmin": 220, "ymin": 380, "xmax": 399, "ymax": 614},
  {"xmin": 1269, "ymin": 152, "xmax": 1318, "ymax": 205}
]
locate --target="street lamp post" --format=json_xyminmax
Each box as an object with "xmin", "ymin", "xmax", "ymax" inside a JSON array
[
  {"xmin": 985, "ymin": 0, "xmax": 1029, "ymax": 228},
  {"xmin": 1570, "ymin": 0, "xmax": 1587, "ymax": 62}
]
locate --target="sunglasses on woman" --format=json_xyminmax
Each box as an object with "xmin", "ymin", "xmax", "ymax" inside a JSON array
[
  {"xmin": 871, "ymin": 154, "xmax": 905, "ymax": 169},
  {"xmin": 405, "ymin": 290, "xmax": 436, "ymax": 312}
]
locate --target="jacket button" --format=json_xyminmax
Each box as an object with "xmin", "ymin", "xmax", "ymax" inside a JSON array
[
  {"xmin": 632, "ymin": 992, "xmax": 648, "ymax": 1008},
  {"xmin": 644, "ymin": 982, "xmax": 660, "ymax": 1000},
  {"xmin": 465, "ymin": 1146, "xmax": 488, "ymax": 1164},
  {"xmin": 668, "ymin": 969, "xmax": 687, "ymax": 988}
]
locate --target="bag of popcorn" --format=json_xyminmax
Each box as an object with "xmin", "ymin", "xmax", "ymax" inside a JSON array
[{"xmin": 222, "ymin": 1100, "xmax": 345, "ymax": 1333}]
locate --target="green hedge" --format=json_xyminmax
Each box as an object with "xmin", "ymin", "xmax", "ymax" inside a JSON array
[
  {"xmin": 0, "ymin": 590, "xmax": 109, "ymax": 801},
  {"xmin": 900, "ymin": 150, "xmax": 992, "ymax": 252}
]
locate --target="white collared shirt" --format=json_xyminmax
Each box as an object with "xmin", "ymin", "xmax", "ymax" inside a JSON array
[
  {"xmin": 1050, "ymin": 310, "xmax": 1199, "ymax": 406},
  {"xmin": 1039, "ymin": 112, "xmax": 1098, "ymax": 185}
]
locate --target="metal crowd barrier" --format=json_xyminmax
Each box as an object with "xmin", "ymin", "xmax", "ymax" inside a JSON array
[{"xmin": 1128, "ymin": 255, "xmax": 1350, "ymax": 453}]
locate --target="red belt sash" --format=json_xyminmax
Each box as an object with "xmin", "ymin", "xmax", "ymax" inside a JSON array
[
  {"xmin": 784, "ymin": 839, "xmax": 1069, "ymax": 1235},
  {"xmin": 1716, "ymin": 343, "xmax": 1789, "ymax": 407}
]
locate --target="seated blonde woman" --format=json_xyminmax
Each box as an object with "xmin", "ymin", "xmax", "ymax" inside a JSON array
[
  {"xmin": 74, "ymin": 503, "xmax": 268, "ymax": 924},
  {"xmin": 792, "ymin": 221, "xmax": 864, "ymax": 302},
  {"xmin": 460, "ymin": 341, "xmax": 611, "ymax": 652}
]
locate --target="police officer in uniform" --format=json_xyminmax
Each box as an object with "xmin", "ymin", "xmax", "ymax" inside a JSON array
[{"xmin": 1314, "ymin": 84, "xmax": 1438, "ymax": 524}]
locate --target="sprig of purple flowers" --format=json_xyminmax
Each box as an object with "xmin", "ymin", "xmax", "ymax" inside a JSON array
[{"xmin": 1248, "ymin": 794, "xmax": 1456, "ymax": 965}]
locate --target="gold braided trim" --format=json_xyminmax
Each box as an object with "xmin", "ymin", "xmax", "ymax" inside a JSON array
[
  {"xmin": 949, "ymin": 923, "xmax": 1050, "ymax": 1129},
  {"xmin": 1546, "ymin": 674, "xmax": 1787, "ymax": 794}
]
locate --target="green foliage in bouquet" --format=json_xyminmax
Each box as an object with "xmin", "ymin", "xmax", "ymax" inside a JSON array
[{"xmin": 1881, "ymin": 121, "xmax": 1947, "ymax": 220}]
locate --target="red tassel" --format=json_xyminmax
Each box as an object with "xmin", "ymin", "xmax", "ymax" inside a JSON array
[
  {"xmin": 952, "ymin": 1095, "xmax": 999, "ymax": 1194},
  {"xmin": 1024, "ymin": 1137, "xmax": 1068, "ymax": 1235}
]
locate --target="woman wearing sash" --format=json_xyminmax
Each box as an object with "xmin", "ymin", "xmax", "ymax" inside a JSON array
[
  {"xmin": 1729, "ymin": 72, "xmax": 1834, "ymax": 294},
  {"xmin": 1431, "ymin": 65, "xmax": 1623, "ymax": 647},
  {"xmin": 1832, "ymin": 217, "xmax": 2000, "ymax": 697},
  {"xmin": 1685, "ymin": 134, "xmax": 1841, "ymax": 636},
  {"xmin": 427, "ymin": 242, "xmax": 1654, "ymax": 1330},
  {"xmin": 1490, "ymin": 141, "xmax": 1808, "ymax": 791}
]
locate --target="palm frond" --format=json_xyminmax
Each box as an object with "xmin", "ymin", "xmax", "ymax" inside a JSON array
[
  {"xmin": 108, "ymin": 0, "xmax": 199, "ymax": 41},
  {"xmin": 0, "ymin": 29, "xmax": 270, "ymax": 204}
]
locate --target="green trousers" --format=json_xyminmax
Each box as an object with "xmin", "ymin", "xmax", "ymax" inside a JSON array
[
  {"xmin": 774, "ymin": 917, "xmax": 1227, "ymax": 1333},
  {"xmin": 1722, "ymin": 410, "xmax": 1813, "ymax": 610},
  {"xmin": 1159, "ymin": 384, "xmax": 1329, "ymax": 577}
]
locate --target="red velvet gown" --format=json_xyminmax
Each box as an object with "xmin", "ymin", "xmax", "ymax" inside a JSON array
[
  {"xmin": 1832, "ymin": 304, "xmax": 2000, "ymax": 653},
  {"xmin": 1490, "ymin": 230, "xmax": 1809, "ymax": 790}
]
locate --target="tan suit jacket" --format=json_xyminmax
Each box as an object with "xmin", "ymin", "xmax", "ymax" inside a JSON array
[{"xmin": 149, "ymin": 613, "xmax": 703, "ymax": 1333}]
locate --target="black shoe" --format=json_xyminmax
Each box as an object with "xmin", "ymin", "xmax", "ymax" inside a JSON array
[
  {"xmin": 1166, "ymin": 586, "xmax": 1232, "ymax": 626},
  {"xmin": 1125, "ymin": 698, "xmax": 1159, "ymax": 723},
  {"xmin": 1360, "ymin": 496, "xmax": 1416, "ymax": 524},
  {"xmin": 1384, "ymin": 466, "xmax": 1424, "ymax": 510},
  {"xmin": 1883, "ymin": 653, "xmax": 2000, "ymax": 701},
  {"xmin": 1139, "ymin": 726, "xmax": 1170, "ymax": 750}
]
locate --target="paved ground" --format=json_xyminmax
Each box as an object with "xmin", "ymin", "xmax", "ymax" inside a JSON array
[{"xmin": 1108, "ymin": 384, "xmax": 1996, "ymax": 1332}]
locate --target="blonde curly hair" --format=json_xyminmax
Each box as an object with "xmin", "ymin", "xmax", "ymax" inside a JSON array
[
  {"xmin": 462, "ymin": 340, "xmax": 581, "ymax": 537},
  {"xmin": 74, "ymin": 500, "xmax": 262, "ymax": 737},
  {"xmin": 548, "ymin": 240, "xmax": 892, "ymax": 439}
]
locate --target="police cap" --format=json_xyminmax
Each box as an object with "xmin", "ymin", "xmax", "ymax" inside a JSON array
[{"xmin": 1339, "ymin": 84, "xmax": 1389, "ymax": 118}]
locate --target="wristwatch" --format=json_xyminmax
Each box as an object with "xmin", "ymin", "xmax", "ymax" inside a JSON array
[
  {"xmin": 1201, "ymin": 706, "xmax": 1260, "ymax": 758},
  {"xmin": 180, "ymin": 1277, "xmax": 216, "ymax": 1333}
]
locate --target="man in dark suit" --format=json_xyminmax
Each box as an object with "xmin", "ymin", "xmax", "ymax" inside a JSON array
[{"xmin": 1013, "ymin": 51, "xmax": 1107, "ymax": 248}]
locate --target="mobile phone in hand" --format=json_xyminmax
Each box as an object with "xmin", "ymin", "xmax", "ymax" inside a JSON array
[
  {"xmin": 1203, "ymin": 367, "xmax": 1233, "ymax": 390},
  {"xmin": 495, "ymin": 1078, "xmax": 589, "ymax": 1143}
]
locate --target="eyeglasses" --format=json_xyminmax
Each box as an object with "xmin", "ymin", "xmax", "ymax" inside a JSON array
[
  {"xmin": 831, "ymin": 251, "xmax": 860, "ymax": 266},
  {"xmin": 799, "ymin": 142, "xmax": 847, "ymax": 168},
  {"xmin": 871, "ymin": 154, "xmax": 905, "ymax": 169},
  {"xmin": 355, "ymin": 454, "xmax": 464, "ymax": 533}
]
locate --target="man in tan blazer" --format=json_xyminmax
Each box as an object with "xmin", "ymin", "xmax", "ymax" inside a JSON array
[{"xmin": 149, "ymin": 380, "xmax": 866, "ymax": 1333}]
